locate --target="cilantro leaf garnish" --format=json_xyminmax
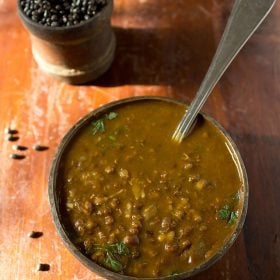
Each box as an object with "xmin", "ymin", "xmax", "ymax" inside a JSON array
[
  {"xmin": 218, "ymin": 205, "xmax": 231, "ymax": 220},
  {"xmin": 91, "ymin": 112, "xmax": 118, "ymax": 135},
  {"xmin": 107, "ymin": 112, "xmax": 118, "ymax": 120},
  {"xmin": 105, "ymin": 253, "xmax": 123, "ymax": 272},
  {"xmin": 115, "ymin": 241, "xmax": 130, "ymax": 255},
  {"xmin": 90, "ymin": 242, "xmax": 130, "ymax": 273},
  {"xmin": 92, "ymin": 119, "xmax": 105, "ymax": 135},
  {"xmin": 228, "ymin": 211, "xmax": 239, "ymax": 224},
  {"xmin": 218, "ymin": 204, "xmax": 239, "ymax": 224}
]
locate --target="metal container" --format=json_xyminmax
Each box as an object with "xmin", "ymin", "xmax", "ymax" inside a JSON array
[
  {"xmin": 49, "ymin": 96, "xmax": 249, "ymax": 279},
  {"xmin": 17, "ymin": 0, "xmax": 116, "ymax": 84}
]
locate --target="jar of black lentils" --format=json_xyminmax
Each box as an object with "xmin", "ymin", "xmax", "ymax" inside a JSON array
[{"xmin": 17, "ymin": 0, "xmax": 115, "ymax": 84}]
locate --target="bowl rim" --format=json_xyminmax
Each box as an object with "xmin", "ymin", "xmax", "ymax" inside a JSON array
[{"xmin": 48, "ymin": 96, "xmax": 249, "ymax": 280}]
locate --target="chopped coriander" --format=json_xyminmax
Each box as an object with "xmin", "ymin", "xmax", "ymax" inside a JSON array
[
  {"xmin": 114, "ymin": 241, "xmax": 130, "ymax": 255},
  {"xmin": 229, "ymin": 211, "xmax": 239, "ymax": 224},
  {"xmin": 218, "ymin": 205, "xmax": 231, "ymax": 220},
  {"xmin": 92, "ymin": 119, "xmax": 105, "ymax": 135},
  {"xmin": 89, "ymin": 242, "xmax": 130, "ymax": 273},
  {"xmin": 107, "ymin": 112, "xmax": 118, "ymax": 120},
  {"xmin": 105, "ymin": 253, "xmax": 123, "ymax": 272},
  {"xmin": 218, "ymin": 205, "xmax": 238, "ymax": 224},
  {"xmin": 92, "ymin": 112, "xmax": 118, "ymax": 135}
]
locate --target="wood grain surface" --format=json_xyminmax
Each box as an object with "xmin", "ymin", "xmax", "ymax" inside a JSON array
[{"xmin": 0, "ymin": 0, "xmax": 279, "ymax": 279}]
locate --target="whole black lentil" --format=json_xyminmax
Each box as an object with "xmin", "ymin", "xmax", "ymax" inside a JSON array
[
  {"xmin": 12, "ymin": 144, "xmax": 28, "ymax": 151},
  {"xmin": 10, "ymin": 154, "xmax": 26, "ymax": 160},
  {"xmin": 32, "ymin": 144, "xmax": 49, "ymax": 151},
  {"xmin": 36, "ymin": 263, "xmax": 50, "ymax": 271},
  {"xmin": 28, "ymin": 231, "xmax": 43, "ymax": 238},
  {"xmin": 4, "ymin": 128, "xmax": 18, "ymax": 135},
  {"xmin": 6, "ymin": 135, "xmax": 19, "ymax": 142},
  {"xmin": 20, "ymin": 0, "xmax": 108, "ymax": 27}
]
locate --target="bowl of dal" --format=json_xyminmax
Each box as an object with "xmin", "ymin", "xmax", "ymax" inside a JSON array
[{"xmin": 49, "ymin": 96, "xmax": 248, "ymax": 279}]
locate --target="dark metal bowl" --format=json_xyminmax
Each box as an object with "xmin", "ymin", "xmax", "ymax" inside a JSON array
[{"xmin": 49, "ymin": 96, "xmax": 249, "ymax": 279}]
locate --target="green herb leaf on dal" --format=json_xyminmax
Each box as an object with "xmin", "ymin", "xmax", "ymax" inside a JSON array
[
  {"xmin": 107, "ymin": 112, "xmax": 118, "ymax": 120},
  {"xmin": 92, "ymin": 112, "xmax": 118, "ymax": 135},
  {"xmin": 90, "ymin": 242, "xmax": 130, "ymax": 273},
  {"xmin": 115, "ymin": 241, "xmax": 130, "ymax": 255},
  {"xmin": 92, "ymin": 119, "xmax": 105, "ymax": 135},
  {"xmin": 105, "ymin": 253, "xmax": 123, "ymax": 272},
  {"xmin": 218, "ymin": 205, "xmax": 238, "ymax": 224},
  {"xmin": 229, "ymin": 211, "xmax": 239, "ymax": 224},
  {"xmin": 218, "ymin": 205, "xmax": 231, "ymax": 220}
]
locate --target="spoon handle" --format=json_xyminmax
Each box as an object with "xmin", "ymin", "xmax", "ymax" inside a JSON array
[{"xmin": 173, "ymin": 0, "xmax": 276, "ymax": 143}]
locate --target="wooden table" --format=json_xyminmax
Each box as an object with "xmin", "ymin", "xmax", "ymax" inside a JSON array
[{"xmin": 1, "ymin": 0, "xmax": 279, "ymax": 279}]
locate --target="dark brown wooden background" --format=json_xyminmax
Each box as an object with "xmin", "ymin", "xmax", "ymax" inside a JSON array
[{"xmin": 0, "ymin": 0, "xmax": 279, "ymax": 279}]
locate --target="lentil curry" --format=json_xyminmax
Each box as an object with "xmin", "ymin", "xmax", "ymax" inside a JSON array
[{"xmin": 58, "ymin": 100, "xmax": 245, "ymax": 278}]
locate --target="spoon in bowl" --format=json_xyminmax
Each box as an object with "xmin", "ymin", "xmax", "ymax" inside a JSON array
[{"xmin": 172, "ymin": 0, "xmax": 276, "ymax": 143}]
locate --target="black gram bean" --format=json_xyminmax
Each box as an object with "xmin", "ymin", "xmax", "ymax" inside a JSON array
[
  {"xmin": 85, "ymin": 220, "xmax": 97, "ymax": 230},
  {"xmin": 12, "ymin": 145, "xmax": 28, "ymax": 151},
  {"xmin": 10, "ymin": 154, "xmax": 26, "ymax": 160},
  {"xmin": 32, "ymin": 145, "xmax": 49, "ymax": 151},
  {"xmin": 164, "ymin": 242, "xmax": 179, "ymax": 253},
  {"xmin": 180, "ymin": 239, "xmax": 192, "ymax": 251},
  {"xmin": 104, "ymin": 215, "xmax": 114, "ymax": 225},
  {"xmin": 28, "ymin": 231, "xmax": 43, "ymax": 238},
  {"xmin": 108, "ymin": 233, "xmax": 117, "ymax": 243},
  {"xmin": 161, "ymin": 217, "xmax": 176, "ymax": 232},
  {"xmin": 129, "ymin": 227, "xmax": 140, "ymax": 235},
  {"xmin": 4, "ymin": 128, "xmax": 18, "ymax": 135},
  {"xmin": 51, "ymin": 21, "xmax": 59, "ymax": 27},
  {"xmin": 36, "ymin": 263, "xmax": 50, "ymax": 271},
  {"xmin": 110, "ymin": 198, "xmax": 120, "ymax": 209},
  {"xmin": 62, "ymin": 15, "xmax": 68, "ymax": 23},
  {"xmin": 123, "ymin": 234, "xmax": 140, "ymax": 245},
  {"xmin": 6, "ymin": 135, "xmax": 19, "ymax": 142},
  {"xmin": 84, "ymin": 200, "xmax": 93, "ymax": 214},
  {"xmin": 131, "ymin": 250, "xmax": 141, "ymax": 259},
  {"xmin": 50, "ymin": 14, "xmax": 58, "ymax": 21}
]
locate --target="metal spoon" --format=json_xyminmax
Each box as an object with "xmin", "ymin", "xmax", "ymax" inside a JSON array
[{"xmin": 172, "ymin": 0, "xmax": 276, "ymax": 143}]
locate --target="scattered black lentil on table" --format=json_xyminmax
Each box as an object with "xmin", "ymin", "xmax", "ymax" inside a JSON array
[
  {"xmin": 28, "ymin": 231, "xmax": 43, "ymax": 238},
  {"xmin": 32, "ymin": 144, "xmax": 49, "ymax": 151},
  {"xmin": 12, "ymin": 144, "xmax": 28, "ymax": 151},
  {"xmin": 10, "ymin": 154, "xmax": 26, "ymax": 160},
  {"xmin": 6, "ymin": 135, "xmax": 19, "ymax": 142},
  {"xmin": 36, "ymin": 263, "xmax": 50, "ymax": 272},
  {"xmin": 20, "ymin": 0, "xmax": 108, "ymax": 27},
  {"xmin": 4, "ymin": 128, "xmax": 18, "ymax": 135},
  {"xmin": 3, "ymin": 127, "xmax": 49, "ymax": 159}
]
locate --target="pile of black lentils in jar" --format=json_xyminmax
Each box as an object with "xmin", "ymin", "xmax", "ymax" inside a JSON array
[{"xmin": 20, "ymin": 0, "xmax": 108, "ymax": 27}]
